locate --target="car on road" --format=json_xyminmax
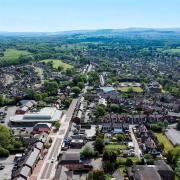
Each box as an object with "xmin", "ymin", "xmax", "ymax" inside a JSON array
[
  {"xmin": 51, "ymin": 157, "xmax": 55, "ymax": 163},
  {"xmin": 0, "ymin": 164, "xmax": 5, "ymax": 170}
]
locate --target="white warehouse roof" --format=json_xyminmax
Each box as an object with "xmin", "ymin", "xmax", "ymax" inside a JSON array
[{"xmin": 10, "ymin": 107, "xmax": 62, "ymax": 123}]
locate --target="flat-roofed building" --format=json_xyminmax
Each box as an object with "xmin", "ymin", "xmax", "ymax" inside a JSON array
[{"xmin": 10, "ymin": 107, "xmax": 62, "ymax": 126}]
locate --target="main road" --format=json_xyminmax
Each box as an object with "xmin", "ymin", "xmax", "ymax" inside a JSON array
[{"xmin": 37, "ymin": 99, "xmax": 78, "ymax": 180}]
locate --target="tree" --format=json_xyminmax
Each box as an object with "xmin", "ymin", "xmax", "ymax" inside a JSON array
[
  {"xmin": 44, "ymin": 81, "xmax": 58, "ymax": 95},
  {"xmin": 64, "ymin": 97, "xmax": 72, "ymax": 108},
  {"xmin": 72, "ymin": 86, "xmax": 81, "ymax": 96},
  {"xmin": 103, "ymin": 150, "xmax": 117, "ymax": 162},
  {"xmin": 103, "ymin": 161, "xmax": 116, "ymax": 173},
  {"xmin": 110, "ymin": 104, "xmax": 119, "ymax": 113},
  {"xmin": 116, "ymin": 134, "xmax": 125, "ymax": 142},
  {"xmin": 58, "ymin": 66, "xmax": 64, "ymax": 71},
  {"xmin": 95, "ymin": 105, "xmax": 106, "ymax": 117},
  {"xmin": 81, "ymin": 146, "xmax": 95, "ymax": 158},
  {"xmin": 0, "ymin": 147, "xmax": 9, "ymax": 157},
  {"xmin": 77, "ymin": 82, "xmax": 85, "ymax": 89},
  {"xmin": 14, "ymin": 141, "xmax": 23, "ymax": 149},
  {"xmin": 54, "ymin": 121, "xmax": 61, "ymax": 129},
  {"xmin": 88, "ymin": 170, "xmax": 105, "ymax": 180},
  {"xmin": 127, "ymin": 87, "xmax": 133, "ymax": 93},
  {"xmin": 0, "ymin": 125, "xmax": 12, "ymax": 148},
  {"xmin": 175, "ymin": 159, "xmax": 180, "ymax": 178},
  {"xmin": 177, "ymin": 121, "xmax": 180, "ymax": 130},
  {"xmin": 144, "ymin": 154, "xmax": 154, "ymax": 164},
  {"xmin": 95, "ymin": 136, "xmax": 104, "ymax": 154},
  {"xmin": 125, "ymin": 158, "xmax": 133, "ymax": 167}
]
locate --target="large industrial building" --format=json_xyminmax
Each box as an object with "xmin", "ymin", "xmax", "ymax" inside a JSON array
[{"xmin": 10, "ymin": 107, "xmax": 62, "ymax": 126}]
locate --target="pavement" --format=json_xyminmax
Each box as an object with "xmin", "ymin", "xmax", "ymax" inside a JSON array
[
  {"xmin": 0, "ymin": 155, "xmax": 15, "ymax": 180},
  {"xmin": 129, "ymin": 125, "xmax": 142, "ymax": 159},
  {"xmin": 37, "ymin": 99, "xmax": 78, "ymax": 180}
]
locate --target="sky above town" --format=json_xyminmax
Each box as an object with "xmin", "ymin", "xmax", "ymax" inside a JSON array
[{"xmin": 0, "ymin": 0, "xmax": 180, "ymax": 32}]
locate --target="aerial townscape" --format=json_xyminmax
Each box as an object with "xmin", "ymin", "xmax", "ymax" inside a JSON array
[
  {"xmin": 0, "ymin": 1, "xmax": 180, "ymax": 180},
  {"xmin": 0, "ymin": 29, "xmax": 179, "ymax": 180}
]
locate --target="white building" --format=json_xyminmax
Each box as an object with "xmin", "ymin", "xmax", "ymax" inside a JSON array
[
  {"xmin": 10, "ymin": 107, "xmax": 62, "ymax": 125},
  {"xmin": 98, "ymin": 97, "xmax": 107, "ymax": 106}
]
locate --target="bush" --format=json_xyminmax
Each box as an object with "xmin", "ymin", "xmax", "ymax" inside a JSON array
[
  {"xmin": 116, "ymin": 134, "xmax": 125, "ymax": 142},
  {"xmin": 103, "ymin": 161, "xmax": 116, "ymax": 173},
  {"xmin": 110, "ymin": 104, "xmax": 119, "ymax": 113},
  {"xmin": 95, "ymin": 136, "xmax": 104, "ymax": 154},
  {"xmin": 81, "ymin": 146, "xmax": 95, "ymax": 158},
  {"xmin": 88, "ymin": 170, "xmax": 105, "ymax": 180},
  {"xmin": 103, "ymin": 150, "xmax": 117, "ymax": 162},
  {"xmin": 54, "ymin": 121, "xmax": 61, "ymax": 129},
  {"xmin": 72, "ymin": 86, "xmax": 81, "ymax": 96},
  {"xmin": 14, "ymin": 141, "xmax": 23, "ymax": 149},
  {"xmin": 0, "ymin": 147, "xmax": 10, "ymax": 157},
  {"xmin": 125, "ymin": 158, "xmax": 133, "ymax": 167}
]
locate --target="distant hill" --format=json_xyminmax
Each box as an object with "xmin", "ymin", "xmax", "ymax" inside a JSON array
[
  {"xmin": 0, "ymin": 28, "xmax": 180, "ymax": 43},
  {"xmin": 0, "ymin": 28, "xmax": 180, "ymax": 37}
]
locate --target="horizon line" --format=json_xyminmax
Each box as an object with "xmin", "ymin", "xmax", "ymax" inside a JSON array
[{"xmin": 0, "ymin": 27, "xmax": 180, "ymax": 33}]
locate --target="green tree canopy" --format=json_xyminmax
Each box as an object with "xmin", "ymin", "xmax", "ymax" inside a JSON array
[
  {"xmin": 0, "ymin": 124, "xmax": 12, "ymax": 148},
  {"xmin": 72, "ymin": 86, "xmax": 81, "ymax": 96}
]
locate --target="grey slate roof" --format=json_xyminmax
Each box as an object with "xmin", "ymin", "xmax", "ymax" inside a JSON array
[
  {"xmin": 133, "ymin": 165, "xmax": 161, "ymax": 180},
  {"xmin": 25, "ymin": 148, "xmax": 40, "ymax": 167},
  {"xmin": 20, "ymin": 165, "xmax": 31, "ymax": 178}
]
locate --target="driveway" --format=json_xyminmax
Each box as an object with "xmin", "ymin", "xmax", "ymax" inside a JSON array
[{"xmin": 5, "ymin": 106, "xmax": 17, "ymax": 126}]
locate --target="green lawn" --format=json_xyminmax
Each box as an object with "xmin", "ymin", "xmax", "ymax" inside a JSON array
[
  {"xmin": 0, "ymin": 48, "xmax": 31, "ymax": 62},
  {"xmin": 105, "ymin": 174, "xmax": 112, "ymax": 180},
  {"xmin": 105, "ymin": 144, "xmax": 127, "ymax": 151},
  {"xmin": 155, "ymin": 133, "xmax": 174, "ymax": 153},
  {"xmin": 116, "ymin": 157, "xmax": 140, "ymax": 165},
  {"xmin": 163, "ymin": 48, "xmax": 180, "ymax": 54},
  {"xmin": 117, "ymin": 87, "xmax": 143, "ymax": 93},
  {"xmin": 41, "ymin": 59, "xmax": 73, "ymax": 70}
]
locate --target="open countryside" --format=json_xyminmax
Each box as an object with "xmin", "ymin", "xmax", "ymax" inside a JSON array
[{"xmin": 0, "ymin": 48, "xmax": 31, "ymax": 62}]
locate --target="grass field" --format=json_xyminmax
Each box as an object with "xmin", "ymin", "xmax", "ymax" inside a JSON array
[
  {"xmin": 41, "ymin": 59, "xmax": 73, "ymax": 70},
  {"xmin": 105, "ymin": 174, "xmax": 112, "ymax": 180},
  {"xmin": 1, "ymin": 48, "xmax": 31, "ymax": 61},
  {"xmin": 105, "ymin": 144, "xmax": 128, "ymax": 151},
  {"xmin": 116, "ymin": 156, "xmax": 139, "ymax": 165},
  {"xmin": 163, "ymin": 48, "xmax": 180, "ymax": 54},
  {"xmin": 155, "ymin": 133, "xmax": 174, "ymax": 153},
  {"xmin": 117, "ymin": 87, "xmax": 143, "ymax": 93}
]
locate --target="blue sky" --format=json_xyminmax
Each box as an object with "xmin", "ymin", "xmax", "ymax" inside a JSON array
[{"xmin": 0, "ymin": 0, "xmax": 180, "ymax": 32}]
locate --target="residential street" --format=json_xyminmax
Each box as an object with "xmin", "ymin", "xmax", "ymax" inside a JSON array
[{"xmin": 129, "ymin": 125, "xmax": 142, "ymax": 159}]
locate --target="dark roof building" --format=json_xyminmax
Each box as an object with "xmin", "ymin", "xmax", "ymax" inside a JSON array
[
  {"xmin": 25, "ymin": 148, "xmax": 40, "ymax": 169},
  {"xmin": 154, "ymin": 160, "xmax": 175, "ymax": 180},
  {"xmin": 19, "ymin": 166, "xmax": 31, "ymax": 179},
  {"xmin": 131, "ymin": 161, "xmax": 175, "ymax": 180},
  {"xmin": 60, "ymin": 152, "xmax": 80, "ymax": 164},
  {"xmin": 132, "ymin": 165, "xmax": 161, "ymax": 180}
]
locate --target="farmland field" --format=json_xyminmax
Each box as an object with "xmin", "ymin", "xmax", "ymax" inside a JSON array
[
  {"xmin": 41, "ymin": 59, "xmax": 73, "ymax": 70},
  {"xmin": 163, "ymin": 48, "xmax": 180, "ymax": 54},
  {"xmin": 0, "ymin": 48, "xmax": 31, "ymax": 61}
]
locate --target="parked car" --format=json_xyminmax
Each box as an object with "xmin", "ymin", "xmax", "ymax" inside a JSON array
[{"xmin": 0, "ymin": 164, "xmax": 5, "ymax": 170}]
